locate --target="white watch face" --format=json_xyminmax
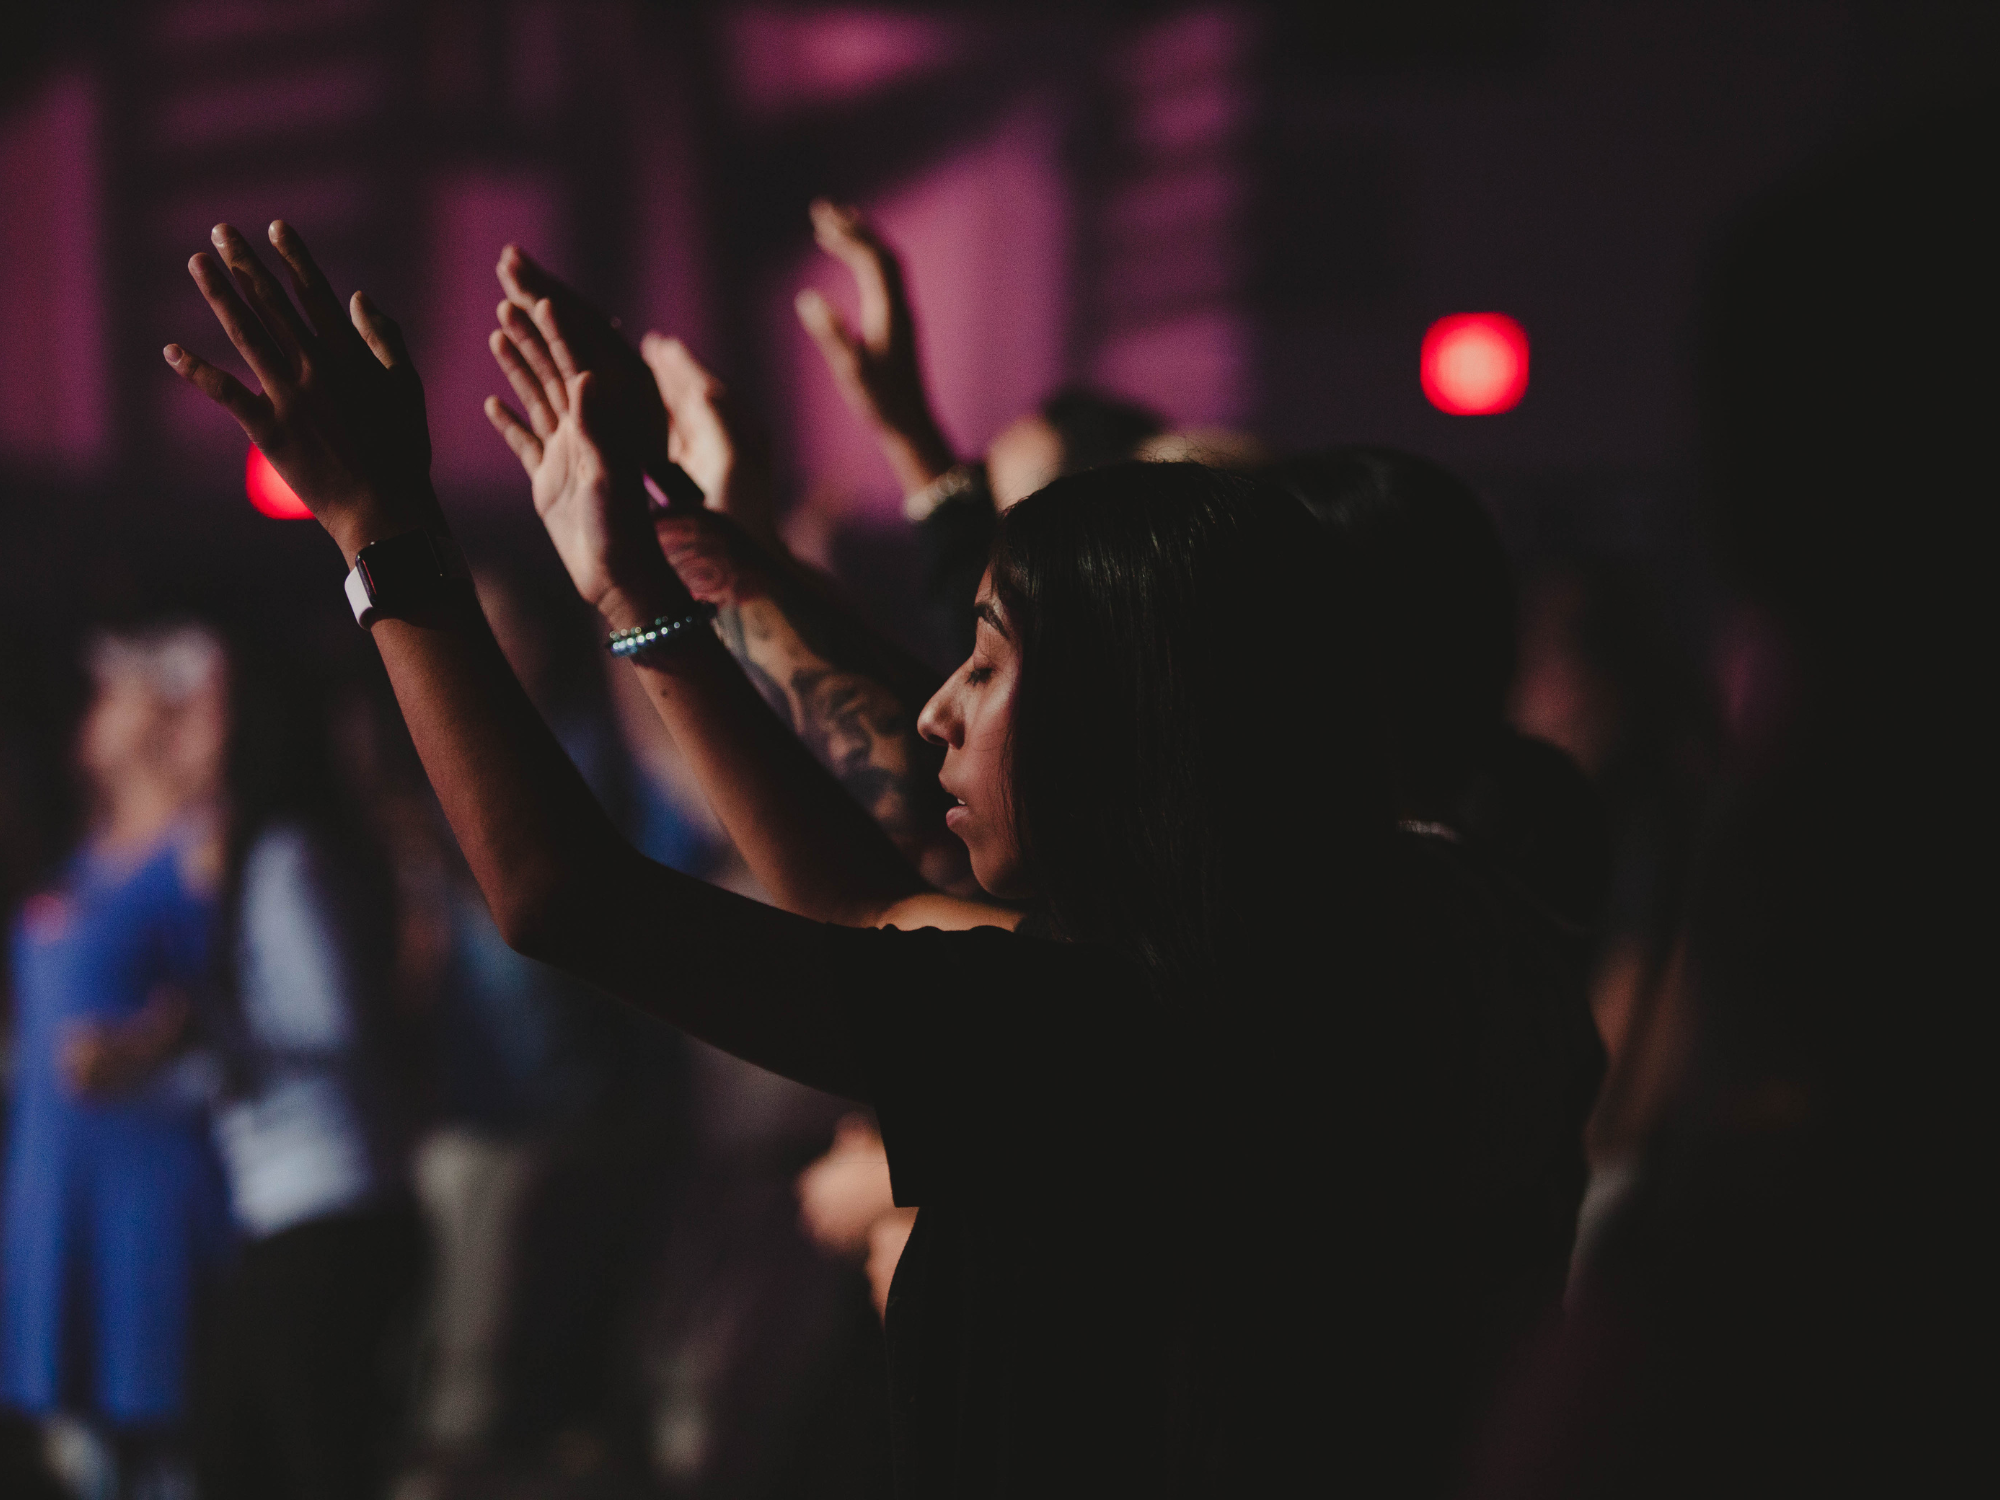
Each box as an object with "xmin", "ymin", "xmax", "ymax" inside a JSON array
[{"xmin": 344, "ymin": 565, "xmax": 377, "ymax": 624}]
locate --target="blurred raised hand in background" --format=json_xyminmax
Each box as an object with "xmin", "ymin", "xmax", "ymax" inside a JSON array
[{"xmin": 795, "ymin": 199, "xmax": 958, "ymax": 498}]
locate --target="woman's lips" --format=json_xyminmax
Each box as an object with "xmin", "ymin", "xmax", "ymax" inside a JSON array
[{"xmin": 945, "ymin": 802, "xmax": 969, "ymax": 836}]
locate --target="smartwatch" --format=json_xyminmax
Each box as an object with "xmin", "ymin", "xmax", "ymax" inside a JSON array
[{"xmin": 344, "ymin": 532, "xmax": 472, "ymax": 628}]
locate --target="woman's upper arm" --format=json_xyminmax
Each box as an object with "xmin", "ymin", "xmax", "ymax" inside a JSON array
[{"xmin": 534, "ymin": 846, "xmax": 887, "ymax": 1101}]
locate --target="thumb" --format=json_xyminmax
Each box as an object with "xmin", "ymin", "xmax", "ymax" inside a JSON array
[
  {"xmin": 640, "ymin": 332, "xmax": 714, "ymax": 413},
  {"xmin": 795, "ymin": 288, "xmax": 860, "ymax": 374},
  {"xmin": 497, "ymin": 243, "xmax": 544, "ymax": 307},
  {"xmin": 644, "ymin": 337, "xmax": 734, "ymax": 471},
  {"xmin": 351, "ymin": 289, "xmax": 410, "ymax": 368}
]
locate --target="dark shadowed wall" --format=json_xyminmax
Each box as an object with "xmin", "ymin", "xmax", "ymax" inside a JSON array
[{"xmin": 1, "ymin": 1, "xmax": 1991, "ymax": 667}]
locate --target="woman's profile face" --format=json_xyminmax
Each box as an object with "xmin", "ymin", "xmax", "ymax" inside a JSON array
[{"xmin": 918, "ymin": 570, "xmax": 1027, "ymax": 898}]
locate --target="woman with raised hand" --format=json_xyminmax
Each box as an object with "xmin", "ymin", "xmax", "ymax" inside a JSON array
[
  {"xmin": 494, "ymin": 244, "xmax": 972, "ymax": 891},
  {"xmin": 169, "ymin": 221, "xmax": 1587, "ymax": 1495}
]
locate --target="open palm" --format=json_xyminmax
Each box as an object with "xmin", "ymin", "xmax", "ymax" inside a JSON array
[
  {"xmin": 486, "ymin": 305, "xmax": 656, "ymax": 614},
  {"xmin": 165, "ymin": 220, "xmax": 439, "ymax": 559},
  {"xmin": 497, "ymin": 244, "xmax": 670, "ymax": 476}
]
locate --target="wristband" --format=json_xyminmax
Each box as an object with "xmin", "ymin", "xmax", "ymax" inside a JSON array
[
  {"xmin": 607, "ymin": 603, "xmax": 718, "ymax": 660},
  {"xmin": 344, "ymin": 532, "xmax": 470, "ymax": 628},
  {"xmin": 903, "ymin": 461, "xmax": 982, "ymax": 523}
]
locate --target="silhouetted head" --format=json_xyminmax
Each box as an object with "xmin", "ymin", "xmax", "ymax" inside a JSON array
[
  {"xmin": 1684, "ymin": 105, "xmax": 1992, "ymax": 1095},
  {"xmin": 920, "ymin": 461, "xmax": 1387, "ymax": 992},
  {"xmin": 985, "ymin": 387, "xmax": 1166, "ymax": 509},
  {"xmin": 1265, "ymin": 446, "xmax": 1515, "ymax": 814},
  {"xmin": 1039, "ymin": 387, "xmax": 1166, "ymax": 474},
  {"xmin": 1699, "ymin": 104, "xmax": 1986, "ymax": 685}
]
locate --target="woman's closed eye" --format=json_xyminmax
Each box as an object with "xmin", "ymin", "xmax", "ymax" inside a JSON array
[{"xmin": 965, "ymin": 663, "xmax": 995, "ymax": 686}]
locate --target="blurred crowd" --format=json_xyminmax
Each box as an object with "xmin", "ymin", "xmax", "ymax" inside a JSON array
[
  {"xmin": 0, "ymin": 89, "xmax": 1983, "ymax": 1500},
  {"xmin": 0, "ymin": 562, "xmax": 901, "ymax": 1499}
]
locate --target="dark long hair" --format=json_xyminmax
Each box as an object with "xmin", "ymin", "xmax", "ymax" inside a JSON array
[{"xmin": 991, "ymin": 462, "xmax": 1390, "ymax": 994}]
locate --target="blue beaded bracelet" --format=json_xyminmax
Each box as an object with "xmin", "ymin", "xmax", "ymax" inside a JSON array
[{"xmin": 606, "ymin": 603, "xmax": 718, "ymax": 660}]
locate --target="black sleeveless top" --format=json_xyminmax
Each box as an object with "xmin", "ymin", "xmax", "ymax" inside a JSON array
[{"xmin": 822, "ymin": 831, "xmax": 1601, "ymax": 1496}]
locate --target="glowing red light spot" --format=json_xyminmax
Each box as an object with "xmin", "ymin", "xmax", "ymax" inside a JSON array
[
  {"xmin": 1421, "ymin": 313, "xmax": 1529, "ymax": 415},
  {"xmin": 245, "ymin": 445, "xmax": 312, "ymax": 519}
]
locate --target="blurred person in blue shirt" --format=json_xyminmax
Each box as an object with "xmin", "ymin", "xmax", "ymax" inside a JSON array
[{"xmin": 1, "ymin": 621, "xmax": 234, "ymax": 1494}]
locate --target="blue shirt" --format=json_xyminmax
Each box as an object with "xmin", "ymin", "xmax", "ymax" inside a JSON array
[{"xmin": 1, "ymin": 831, "xmax": 231, "ymax": 1425}]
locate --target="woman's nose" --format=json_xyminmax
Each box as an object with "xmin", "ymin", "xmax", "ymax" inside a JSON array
[{"xmin": 916, "ymin": 673, "xmax": 960, "ymax": 748}]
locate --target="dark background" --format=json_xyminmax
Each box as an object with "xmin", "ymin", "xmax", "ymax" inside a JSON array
[{"xmin": 2, "ymin": 0, "xmax": 1992, "ymax": 694}]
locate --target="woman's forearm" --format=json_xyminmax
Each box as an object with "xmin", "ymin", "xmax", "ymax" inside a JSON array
[
  {"xmin": 655, "ymin": 513, "xmax": 971, "ymax": 891},
  {"xmin": 613, "ymin": 611, "xmax": 931, "ymax": 928},
  {"xmin": 166, "ymin": 222, "xmax": 890, "ymax": 1097},
  {"xmin": 370, "ymin": 588, "xmax": 627, "ymax": 955},
  {"xmin": 876, "ymin": 418, "xmax": 958, "ymax": 498},
  {"xmin": 359, "ymin": 581, "xmax": 875, "ymax": 1095}
]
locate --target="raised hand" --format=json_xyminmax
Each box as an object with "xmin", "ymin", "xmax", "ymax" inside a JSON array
[
  {"xmin": 165, "ymin": 221, "xmax": 439, "ymax": 561},
  {"xmin": 485, "ymin": 301, "xmax": 677, "ymax": 622},
  {"xmin": 496, "ymin": 244, "xmax": 672, "ymax": 477},
  {"xmin": 640, "ymin": 332, "xmax": 779, "ymax": 547},
  {"xmin": 794, "ymin": 200, "xmax": 957, "ymax": 495}
]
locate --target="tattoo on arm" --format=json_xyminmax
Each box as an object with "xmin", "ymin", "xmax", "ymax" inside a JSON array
[{"xmin": 656, "ymin": 516, "xmax": 959, "ymax": 869}]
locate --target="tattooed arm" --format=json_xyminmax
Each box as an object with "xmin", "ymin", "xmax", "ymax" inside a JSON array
[
  {"xmin": 654, "ymin": 511, "xmax": 969, "ymax": 889},
  {"xmin": 491, "ymin": 276, "xmax": 974, "ymax": 892},
  {"xmin": 487, "ymin": 275, "xmax": 997, "ymax": 929},
  {"xmin": 638, "ymin": 330, "xmax": 972, "ymax": 889}
]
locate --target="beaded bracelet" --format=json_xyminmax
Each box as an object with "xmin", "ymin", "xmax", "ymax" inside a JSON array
[{"xmin": 606, "ymin": 603, "xmax": 718, "ymax": 660}]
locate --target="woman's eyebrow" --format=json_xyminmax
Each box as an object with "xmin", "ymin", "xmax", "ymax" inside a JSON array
[{"xmin": 973, "ymin": 599, "xmax": 1010, "ymax": 639}]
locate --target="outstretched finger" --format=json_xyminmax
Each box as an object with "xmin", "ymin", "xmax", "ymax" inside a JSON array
[
  {"xmin": 640, "ymin": 333, "xmax": 720, "ymax": 414},
  {"xmin": 484, "ymin": 395, "xmax": 543, "ymax": 473},
  {"xmin": 809, "ymin": 200, "xmax": 904, "ymax": 348},
  {"xmin": 528, "ymin": 297, "xmax": 583, "ymax": 381},
  {"xmin": 211, "ymin": 224, "xmax": 311, "ymax": 371},
  {"xmin": 643, "ymin": 334, "xmax": 734, "ymax": 464},
  {"xmin": 489, "ymin": 327, "xmax": 559, "ymax": 441},
  {"xmin": 188, "ymin": 252, "xmax": 294, "ymax": 395},
  {"xmin": 267, "ymin": 220, "xmax": 353, "ymax": 348},
  {"xmin": 351, "ymin": 290, "xmax": 410, "ymax": 369},
  {"xmin": 163, "ymin": 343, "xmax": 274, "ymax": 441},
  {"xmin": 795, "ymin": 288, "xmax": 862, "ymax": 381},
  {"xmin": 498, "ymin": 303, "xmax": 569, "ymax": 414},
  {"xmin": 497, "ymin": 243, "xmax": 582, "ymax": 318},
  {"xmin": 496, "ymin": 243, "xmax": 544, "ymax": 312}
]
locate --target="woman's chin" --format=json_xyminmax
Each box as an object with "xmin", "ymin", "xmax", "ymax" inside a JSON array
[{"xmin": 968, "ymin": 851, "xmax": 1031, "ymax": 904}]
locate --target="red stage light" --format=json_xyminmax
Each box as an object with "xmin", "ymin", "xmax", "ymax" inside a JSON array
[
  {"xmin": 245, "ymin": 445, "xmax": 312, "ymax": 519},
  {"xmin": 1421, "ymin": 314, "xmax": 1529, "ymax": 415}
]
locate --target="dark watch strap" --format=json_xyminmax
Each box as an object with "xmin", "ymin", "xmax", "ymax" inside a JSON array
[{"xmin": 344, "ymin": 531, "xmax": 471, "ymax": 628}]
